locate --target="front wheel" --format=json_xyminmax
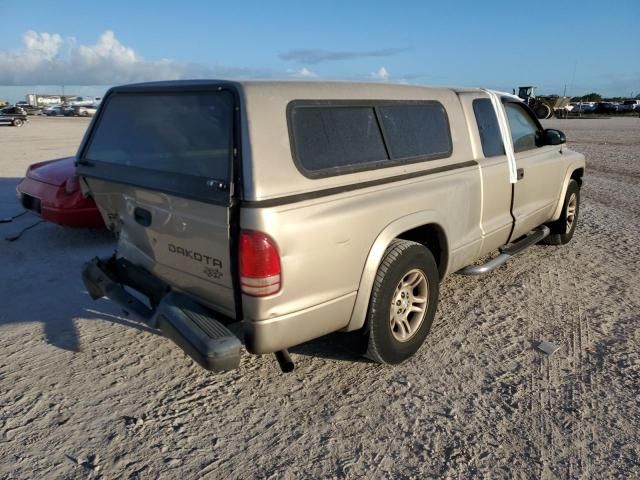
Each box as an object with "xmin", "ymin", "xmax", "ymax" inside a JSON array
[
  {"xmin": 543, "ymin": 179, "xmax": 580, "ymax": 245},
  {"xmin": 12, "ymin": 118, "xmax": 24, "ymax": 127},
  {"xmin": 365, "ymin": 239, "xmax": 440, "ymax": 364}
]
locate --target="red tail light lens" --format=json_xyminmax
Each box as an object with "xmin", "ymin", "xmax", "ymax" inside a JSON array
[{"xmin": 239, "ymin": 230, "xmax": 281, "ymax": 297}]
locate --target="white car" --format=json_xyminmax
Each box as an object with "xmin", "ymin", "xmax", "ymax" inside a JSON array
[
  {"xmin": 572, "ymin": 102, "xmax": 596, "ymax": 113},
  {"xmin": 74, "ymin": 105, "xmax": 97, "ymax": 117}
]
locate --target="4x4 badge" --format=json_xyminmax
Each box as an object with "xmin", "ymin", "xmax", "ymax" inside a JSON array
[{"xmin": 203, "ymin": 266, "xmax": 223, "ymax": 279}]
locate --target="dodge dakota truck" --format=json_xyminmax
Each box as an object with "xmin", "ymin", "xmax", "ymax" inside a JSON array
[{"xmin": 78, "ymin": 81, "xmax": 585, "ymax": 372}]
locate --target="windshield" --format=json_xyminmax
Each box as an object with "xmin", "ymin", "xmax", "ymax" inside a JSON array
[{"xmin": 85, "ymin": 91, "xmax": 234, "ymax": 181}]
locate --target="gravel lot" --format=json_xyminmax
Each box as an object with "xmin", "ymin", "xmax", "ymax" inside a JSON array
[{"xmin": 1, "ymin": 115, "xmax": 638, "ymax": 479}]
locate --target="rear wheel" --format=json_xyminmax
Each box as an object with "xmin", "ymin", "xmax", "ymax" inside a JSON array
[
  {"xmin": 12, "ymin": 118, "xmax": 24, "ymax": 127},
  {"xmin": 534, "ymin": 103, "xmax": 552, "ymax": 119},
  {"xmin": 543, "ymin": 179, "xmax": 580, "ymax": 245},
  {"xmin": 365, "ymin": 239, "xmax": 439, "ymax": 364}
]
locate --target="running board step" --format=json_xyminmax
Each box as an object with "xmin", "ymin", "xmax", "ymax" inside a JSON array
[
  {"xmin": 459, "ymin": 226, "xmax": 550, "ymax": 276},
  {"xmin": 155, "ymin": 292, "xmax": 241, "ymax": 372}
]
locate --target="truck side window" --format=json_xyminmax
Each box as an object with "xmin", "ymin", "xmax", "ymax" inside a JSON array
[
  {"xmin": 504, "ymin": 102, "xmax": 540, "ymax": 153},
  {"xmin": 289, "ymin": 101, "xmax": 452, "ymax": 178},
  {"xmin": 378, "ymin": 104, "xmax": 451, "ymax": 160},
  {"xmin": 472, "ymin": 99, "xmax": 505, "ymax": 158},
  {"xmin": 290, "ymin": 106, "xmax": 388, "ymax": 174}
]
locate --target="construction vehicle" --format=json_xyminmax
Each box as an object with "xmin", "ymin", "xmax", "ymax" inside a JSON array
[{"xmin": 516, "ymin": 86, "xmax": 570, "ymax": 119}]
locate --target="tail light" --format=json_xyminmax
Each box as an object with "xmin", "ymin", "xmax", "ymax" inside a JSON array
[
  {"xmin": 239, "ymin": 230, "xmax": 281, "ymax": 297},
  {"xmin": 64, "ymin": 175, "xmax": 81, "ymax": 194}
]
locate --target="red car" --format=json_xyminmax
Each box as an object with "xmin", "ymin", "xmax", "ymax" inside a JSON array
[{"xmin": 16, "ymin": 157, "xmax": 104, "ymax": 228}]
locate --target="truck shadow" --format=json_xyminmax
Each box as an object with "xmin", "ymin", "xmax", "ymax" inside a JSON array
[
  {"xmin": 291, "ymin": 331, "xmax": 370, "ymax": 363},
  {"xmin": 0, "ymin": 177, "xmax": 162, "ymax": 352}
]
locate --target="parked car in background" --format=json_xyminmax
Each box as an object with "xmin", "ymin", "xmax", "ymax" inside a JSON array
[
  {"xmin": 571, "ymin": 102, "xmax": 597, "ymax": 113},
  {"xmin": 594, "ymin": 102, "xmax": 618, "ymax": 114},
  {"xmin": 43, "ymin": 105, "xmax": 74, "ymax": 116},
  {"xmin": 619, "ymin": 100, "xmax": 640, "ymax": 112},
  {"xmin": 0, "ymin": 106, "xmax": 28, "ymax": 127},
  {"xmin": 74, "ymin": 105, "xmax": 97, "ymax": 117},
  {"xmin": 15, "ymin": 102, "xmax": 43, "ymax": 115},
  {"xmin": 16, "ymin": 157, "xmax": 104, "ymax": 228}
]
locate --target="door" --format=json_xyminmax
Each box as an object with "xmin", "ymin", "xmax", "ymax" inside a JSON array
[
  {"xmin": 77, "ymin": 87, "xmax": 239, "ymax": 317},
  {"xmin": 458, "ymin": 92, "xmax": 513, "ymax": 255},
  {"xmin": 503, "ymin": 100, "xmax": 565, "ymax": 239}
]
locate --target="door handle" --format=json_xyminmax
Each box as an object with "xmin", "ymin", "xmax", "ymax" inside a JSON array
[
  {"xmin": 517, "ymin": 168, "xmax": 525, "ymax": 180},
  {"xmin": 134, "ymin": 207, "xmax": 152, "ymax": 227}
]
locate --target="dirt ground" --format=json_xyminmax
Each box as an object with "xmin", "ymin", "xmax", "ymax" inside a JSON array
[{"xmin": 0, "ymin": 116, "xmax": 638, "ymax": 479}]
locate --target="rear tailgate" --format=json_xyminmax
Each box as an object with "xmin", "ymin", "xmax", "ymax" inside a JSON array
[{"xmin": 77, "ymin": 85, "xmax": 239, "ymax": 317}]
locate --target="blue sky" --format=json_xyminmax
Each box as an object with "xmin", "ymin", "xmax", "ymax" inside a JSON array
[{"xmin": 0, "ymin": 0, "xmax": 638, "ymax": 102}]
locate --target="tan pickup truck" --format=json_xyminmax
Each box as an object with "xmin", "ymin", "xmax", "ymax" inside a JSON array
[{"xmin": 78, "ymin": 81, "xmax": 585, "ymax": 372}]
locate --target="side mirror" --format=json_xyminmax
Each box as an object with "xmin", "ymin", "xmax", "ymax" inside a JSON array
[{"xmin": 543, "ymin": 128, "xmax": 566, "ymax": 146}]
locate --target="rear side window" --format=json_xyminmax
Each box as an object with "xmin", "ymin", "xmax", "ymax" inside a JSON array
[
  {"xmin": 289, "ymin": 101, "xmax": 451, "ymax": 177},
  {"xmin": 378, "ymin": 104, "xmax": 451, "ymax": 160},
  {"xmin": 472, "ymin": 99, "xmax": 505, "ymax": 158},
  {"xmin": 85, "ymin": 91, "xmax": 234, "ymax": 180},
  {"xmin": 290, "ymin": 106, "xmax": 388, "ymax": 174}
]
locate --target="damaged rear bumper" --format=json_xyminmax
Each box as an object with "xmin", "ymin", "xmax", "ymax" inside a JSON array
[{"xmin": 82, "ymin": 256, "xmax": 241, "ymax": 372}]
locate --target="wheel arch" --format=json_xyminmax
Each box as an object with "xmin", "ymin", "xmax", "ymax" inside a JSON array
[
  {"xmin": 343, "ymin": 212, "xmax": 449, "ymax": 332},
  {"xmin": 550, "ymin": 155, "xmax": 585, "ymax": 222}
]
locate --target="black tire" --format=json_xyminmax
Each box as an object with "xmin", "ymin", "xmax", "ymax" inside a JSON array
[
  {"xmin": 534, "ymin": 104, "xmax": 551, "ymax": 119},
  {"xmin": 543, "ymin": 179, "xmax": 580, "ymax": 245},
  {"xmin": 365, "ymin": 239, "xmax": 439, "ymax": 364},
  {"xmin": 12, "ymin": 118, "xmax": 23, "ymax": 127}
]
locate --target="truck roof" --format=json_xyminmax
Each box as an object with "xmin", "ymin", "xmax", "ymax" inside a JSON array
[{"xmin": 108, "ymin": 79, "xmax": 470, "ymax": 98}]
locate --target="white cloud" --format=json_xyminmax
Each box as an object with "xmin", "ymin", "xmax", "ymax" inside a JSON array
[
  {"xmin": 23, "ymin": 31, "xmax": 62, "ymax": 60},
  {"xmin": 0, "ymin": 30, "xmax": 271, "ymax": 86},
  {"xmin": 287, "ymin": 67, "xmax": 317, "ymax": 78},
  {"xmin": 371, "ymin": 66, "xmax": 390, "ymax": 82}
]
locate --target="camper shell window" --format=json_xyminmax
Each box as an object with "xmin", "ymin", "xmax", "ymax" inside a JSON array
[{"xmin": 288, "ymin": 100, "xmax": 452, "ymax": 178}]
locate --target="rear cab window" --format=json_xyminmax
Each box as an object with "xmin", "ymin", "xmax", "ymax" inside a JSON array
[
  {"xmin": 288, "ymin": 101, "xmax": 452, "ymax": 178},
  {"xmin": 472, "ymin": 98, "xmax": 505, "ymax": 158},
  {"xmin": 80, "ymin": 90, "xmax": 235, "ymax": 204}
]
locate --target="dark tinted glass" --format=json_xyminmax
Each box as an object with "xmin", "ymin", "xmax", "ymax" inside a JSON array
[
  {"xmin": 378, "ymin": 104, "xmax": 451, "ymax": 160},
  {"xmin": 86, "ymin": 91, "xmax": 233, "ymax": 180},
  {"xmin": 472, "ymin": 99, "xmax": 505, "ymax": 158},
  {"xmin": 291, "ymin": 106, "xmax": 388, "ymax": 174}
]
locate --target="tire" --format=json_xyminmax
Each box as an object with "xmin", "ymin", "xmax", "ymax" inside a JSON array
[
  {"xmin": 12, "ymin": 118, "xmax": 24, "ymax": 127},
  {"xmin": 534, "ymin": 104, "xmax": 551, "ymax": 119},
  {"xmin": 543, "ymin": 179, "xmax": 580, "ymax": 245},
  {"xmin": 365, "ymin": 239, "xmax": 440, "ymax": 364}
]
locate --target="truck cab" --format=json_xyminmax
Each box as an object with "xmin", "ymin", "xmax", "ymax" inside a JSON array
[{"xmin": 78, "ymin": 80, "xmax": 585, "ymax": 373}]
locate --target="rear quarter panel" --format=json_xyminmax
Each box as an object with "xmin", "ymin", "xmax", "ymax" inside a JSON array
[{"xmin": 241, "ymin": 165, "xmax": 482, "ymax": 324}]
